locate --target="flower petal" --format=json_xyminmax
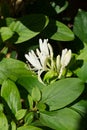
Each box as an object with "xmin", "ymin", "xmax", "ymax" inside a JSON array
[
  {"xmin": 56, "ymin": 55, "xmax": 61, "ymax": 72},
  {"xmin": 61, "ymin": 49, "xmax": 71, "ymax": 68},
  {"xmin": 25, "ymin": 50, "xmax": 42, "ymax": 70}
]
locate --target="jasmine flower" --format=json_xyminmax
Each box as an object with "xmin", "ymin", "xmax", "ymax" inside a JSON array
[{"xmin": 56, "ymin": 48, "xmax": 72, "ymax": 78}]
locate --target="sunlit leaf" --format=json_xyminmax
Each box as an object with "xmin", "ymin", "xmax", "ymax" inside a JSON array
[
  {"xmin": 11, "ymin": 121, "xmax": 16, "ymax": 130},
  {"xmin": 41, "ymin": 20, "xmax": 74, "ymax": 41},
  {"xmin": 0, "ymin": 27, "xmax": 14, "ymax": 41},
  {"xmin": 41, "ymin": 78, "xmax": 84, "ymax": 110},
  {"xmin": 1, "ymin": 79, "xmax": 21, "ymax": 114},
  {"xmin": 0, "ymin": 112, "xmax": 8, "ymax": 130},
  {"xmin": 15, "ymin": 109, "xmax": 27, "ymax": 120},
  {"xmin": 0, "ymin": 58, "xmax": 33, "ymax": 84},
  {"xmin": 17, "ymin": 125, "xmax": 43, "ymax": 130},
  {"xmin": 24, "ymin": 112, "xmax": 34, "ymax": 125},
  {"xmin": 32, "ymin": 86, "xmax": 41, "ymax": 101},
  {"xmin": 6, "ymin": 14, "xmax": 49, "ymax": 44}
]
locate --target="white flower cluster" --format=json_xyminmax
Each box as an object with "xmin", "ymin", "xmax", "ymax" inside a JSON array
[{"xmin": 25, "ymin": 39, "xmax": 72, "ymax": 83}]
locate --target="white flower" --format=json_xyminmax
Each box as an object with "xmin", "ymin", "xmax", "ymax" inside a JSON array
[
  {"xmin": 25, "ymin": 39, "xmax": 72, "ymax": 83},
  {"xmin": 56, "ymin": 48, "xmax": 72, "ymax": 78},
  {"xmin": 36, "ymin": 39, "xmax": 53, "ymax": 69},
  {"xmin": 25, "ymin": 50, "xmax": 42, "ymax": 71},
  {"xmin": 25, "ymin": 39, "xmax": 53, "ymax": 72},
  {"xmin": 61, "ymin": 48, "xmax": 71, "ymax": 68}
]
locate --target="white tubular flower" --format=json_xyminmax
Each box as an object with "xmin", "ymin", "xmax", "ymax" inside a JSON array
[
  {"xmin": 57, "ymin": 48, "xmax": 72, "ymax": 79},
  {"xmin": 25, "ymin": 39, "xmax": 53, "ymax": 72},
  {"xmin": 25, "ymin": 50, "xmax": 42, "ymax": 71},
  {"xmin": 61, "ymin": 48, "xmax": 72, "ymax": 68},
  {"xmin": 56, "ymin": 55, "xmax": 61, "ymax": 73},
  {"xmin": 36, "ymin": 39, "xmax": 53, "ymax": 70}
]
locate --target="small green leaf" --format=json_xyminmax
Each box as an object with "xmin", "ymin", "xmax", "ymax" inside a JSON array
[
  {"xmin": 41, "ymin": 78, "xmax": 84, "ymax": 110},
  {"xmin": 75, "ymin": 61, "xmax": 87, "ymax": 82},
  {"xmin": 43, "ymin": 70, "xmax": 57, "ymax": 84},
  {"xmin": 1, "ymin": 79, "xmax": 21, "ymax": 114},
  {"xmin": 77, "ymin": 45, "xmax": 87, "ymax": 61},
  {"xmin": 24, "ymin": 112, "xmax": 34, "ymax": 125},
  {"xmin": 0, "ymin": 27, "xmax": 14, "ymax": 41},
  {"xmin": 0, "ymin": 112, "xmax": 8, "ymax": 130},
  {"xmin": 11, "ymin": 121, "xmax": 16, "ymax": 130},
  {"xmin": 28, "ymin": 95, "xmax": 33, "ymax": 110},
  {"xmin": 15, "ymin": 109, "xmax": 27, "ymax": 120},
  {"xmin": 32, "ymin": 86, "xmax": 41, "ymax": 102},
  {"xmin": 37, "ymin": 102, "xmax": 46, "ymax": 111},
  {"xmin": 17, "ymin": 125, "xmax": 42, "ymax": 130},
  {"xmin": 40, "ymin": 108, "xmax": 81, "ymax": 130}
]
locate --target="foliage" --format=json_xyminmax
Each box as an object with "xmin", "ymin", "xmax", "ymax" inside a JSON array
[{"xmin": 0, "ymin": 0, "xmax": 87, "ymax": 130}]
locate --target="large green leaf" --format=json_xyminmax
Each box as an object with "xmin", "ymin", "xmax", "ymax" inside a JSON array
[
  {"xmin": 40, "ymin": 108, "xmax": 81, "ymax": 130},
  {"xmin": 6, "ymin": 14, "xmax": 49, "ymax": 44},
  {"xmin": 17, "ymin": 75, "xmax": 45, "ymax": 94},
  {"xmin": 1, "ymin": 79, "xmax": 21, "ymax": 114},
  {"xmin": 0, "ymin": 112, "xmax": 8, "ymax": 130},
  {"xmin": 41, "ymin": 20, "xmax": 74, "ymax": 41},
  {"xmin": 17, "ymin": 125, "xmax": 42, "ymax": 130},
  {"xmin": 0, "ymin": 58, "xmax": 33, "ymax": 84},
  {"xmin": 73, "ymin": 9, "xmax": 87, "ymax": 43},
  {"xmin": 41, "ymin": 78, "xmax": 84, "ymax": 110}
]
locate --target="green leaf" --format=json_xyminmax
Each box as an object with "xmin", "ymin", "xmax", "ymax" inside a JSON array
[
  {"xmin": 0, "ymin": 58, "xmax": 33, "ymax": 84},
  {"xmin": 1, "ymin": 79, "xmax": 21, "ymax": 114},
  {"xmin": 11, "ymin": 121, "xmax": 16, "ymax": 130},
  {"xmin": 0, "ymin": 104, "xmax": 4, "ymax": 112},
  {"xmin": 73, "ymin": 9, "xmax": 87, "ymax": 43},
  {"xmin": 75, "ymin": 61, "xmax": 87, "ymax": 82},
  {"xmin": 24, "ymin": 112, "xmax": 34, "ymax": 125},
  {"xmin": 0, "ymin": 112, "xmax": 8, "ymax": 130},
  {"xmin": 37, "ymin": 102, "xmax": 46, "ymax": 112},
  {"xmin": 17, "ymin": 75, "xmax": 45, "ymax": 94},
  {"xmin": 28, "ymin": 95, "xmax": 33, "ymax": 110},
  {"xmin": 17, "ymin": 125, "xmax": 42, "ymax": 130},
  {"xmin": 6, "ymin": 14, "xmax": 49, "ymax": 44},
  {"xmin": 77, "ymin": 45, "xmax": 87, "ymax": 61},
  {"xmin": 31, "ymin": 86, "xmax": 41, "ymax": 102},
  {"xmin": 42, "ymin": 20, "xmax": 74, "ymax": 41},
  {"xmin": 15, "ymin": 109, "xmax": 27, "ymax": 120},
  {"xmin": 41, "ymin": 78, "xmax": 84, "ymax": 110},
  {"xmin": 51, "ymin": 1, "xmax": 68, "ymax": 14},
  {"xmin": 40, "ymin": 108, "xmax": 81, "ymax": 130},
  {"xmin": 71, "ymin": 100, "xmax": 87, "ymax": 116},
  {"xmin": 0, "ymin": 27, "xmax": 14, "ymax": 41}
]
